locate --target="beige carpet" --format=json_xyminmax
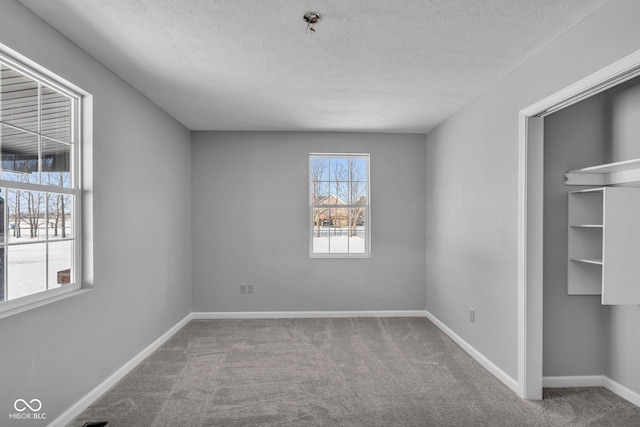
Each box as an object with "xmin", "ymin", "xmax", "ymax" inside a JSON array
[{"xmin": 70, "ymin": 318, "xmax": 640, "ymax": 426}]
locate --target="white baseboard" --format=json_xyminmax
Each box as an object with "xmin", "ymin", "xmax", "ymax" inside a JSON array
[
  {"xmin": 543, "ymin": 375, "xmax": 640, "ymax": 408},
  {"xmin": 424, "ymin": 310, "xmax": 519, "ymax": 393},
  {"xmin": 542, "ymin": 375, "xmax": 604, "ymax": 388},
  {"xmin": 604, "ymin": 376, "xmax": 640, "ymax": 408},
  {"xmin": 48, "ymin": 313, "xmax": 193, "ymax": 427},
  {"xmin": 192, "ymin": 310, "xmax": 429, "ymax": 319}
]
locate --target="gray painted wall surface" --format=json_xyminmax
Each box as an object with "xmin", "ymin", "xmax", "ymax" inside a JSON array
[
  {"xmin": 0, "ymin": 1, "xmax": 192, "ymax": 424},
  {"xmin": 426, "ymin": 0, "xmax": 640, "ymax": 381},
  {"xmin": 542, "ymin": 94, "xmax": 608, "ymax": 377},
  {"xmin": 192, "ymin": 131, "xmax": 426, "ymax": 312}
]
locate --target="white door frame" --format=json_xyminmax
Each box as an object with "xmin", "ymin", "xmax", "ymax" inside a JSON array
[{"xmin": 518, "ymin": 49, "xmax": 640, "ymax": 400}]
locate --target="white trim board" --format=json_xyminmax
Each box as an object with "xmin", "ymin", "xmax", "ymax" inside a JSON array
[
  {"xmin": 424, "ymin": 310, "xmax": 519, "ymax": 394},
  {"xmin": 48, "ymin": 313, "xmax": 193, "ymax": 427},
  {"xmin": 543, "ymin": 375, "xmax": 605, "ymax": 388},
  {"xmin": 192, "ymin": 310, "xmax": 428, "ymax": 319},
  {"xmin": 543, "ymin": 376, "xmax": 640, "ymax": 408}
]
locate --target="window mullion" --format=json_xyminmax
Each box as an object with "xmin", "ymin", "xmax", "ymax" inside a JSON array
[
  {"xmin": 0, "ymin": 180, "xmax": 78, "ymax": 195},
  {"xmin": 38, "ymin": 81, "xmax": 43, "ymax": 186}
]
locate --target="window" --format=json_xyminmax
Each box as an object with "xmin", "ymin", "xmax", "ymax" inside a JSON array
[
  {"xmin": 0, "ymin": 50, "xmax": 83, "ymax": 311},
  {"xmin": 309, "ymin": 154, "xmax": 370, "ymax": 257}
]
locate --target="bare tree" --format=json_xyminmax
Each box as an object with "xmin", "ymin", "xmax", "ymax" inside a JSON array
[
  {"xmin": 26, "ymin": 191, "xmax": 44, "ymax": 238},
  {"xmin": 310, "ymin": 157, "xmax": 328, "ymax": 237},
  {"xmin": 4, "ymin": 165, "xmax": 32, "ymax": 239},
  {"xmin": 9, "ymin": 189, "xmax": 22, "ymax": 238},
  {"xmin": 333, "ymin": 158, "xmax": 366, "ymax": 237},
  {"xmin": 49, "ymin": 194, "xmax": 70, "ymax": 237},
  {"xmin": 47, "ymin": 172, "xmax": 71, "ymax": 237}
]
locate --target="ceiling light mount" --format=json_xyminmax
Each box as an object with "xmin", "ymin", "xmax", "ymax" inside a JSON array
[{"xmin": 303, "ymin": 11, "xmax": 322, "ymax": 33}]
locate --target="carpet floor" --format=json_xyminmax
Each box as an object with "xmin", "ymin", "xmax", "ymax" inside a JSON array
[{"xmin": 70, "ymin": 318, "xmax": 640, "ymax": 426}]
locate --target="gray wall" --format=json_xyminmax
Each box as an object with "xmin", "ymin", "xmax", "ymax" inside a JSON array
[
  {"xmin": 426, "ymin": 0, "xmax": 640, "ymax": 381},
  {"xmin": 192, "ymin": 131, "xmax": 426, "ymax": 312},
  {"xmin": 543, "ymin": 94, "xmax": 609, "ymax": 377},
  {"xmin": 0, "ymin": 1, "xmax": 192, "ymax": 424}
]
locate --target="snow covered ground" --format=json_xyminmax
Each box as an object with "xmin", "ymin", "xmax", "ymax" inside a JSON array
[
  {"xmin": 3, "ymin": 227, "xmax": 73, "ymax": 301},
  {"xmin": 312, "ymin": 228, "xmax": 366, "ymax": 253}
]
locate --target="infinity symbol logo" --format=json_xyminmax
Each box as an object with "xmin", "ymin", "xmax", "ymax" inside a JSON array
[{"xmin": 14, "ymin": 399, "xmax": 42, "ymax": 412}]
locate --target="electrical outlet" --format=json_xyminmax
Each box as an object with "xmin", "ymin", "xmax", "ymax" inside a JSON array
[
  {"xmin": 469, "ymin": 307, "xmax": 475, "ymax": 323},
  {"xmin": 240, "ymin": 284, "xmax": 247, "ymax": 294},
  {"xmin": 247, "ymin": 283, "xmax": 254, "ymax": 294}
]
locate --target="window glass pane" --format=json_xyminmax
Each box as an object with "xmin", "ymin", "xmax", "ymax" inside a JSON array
[
  {"xmin": 312, "ymin": 207, "xmax": 328, "ymax": 230},
  {"xmin": 310, "ymin": 181, "xmax": 329, "ymax": 205},
  {"xmin": 7, "ymin": 243, "xmax": 46, "ymax": 300},
  {"xmin": 0, "ymin": 64, "xmax": 39, "ymax": 132},
  {"xmin": 312, "ymin": 207, "xmax": 329, "ymax": 253},
  {"xmin": 329, "ymin": 208, "xmax": 349, "ymax": 254},
  {"xmin": 310, "ymin": 157, "xmax": 330, "ymax": 205},
  {"xmin": 350, "ymin": 157, "xmax": 367, "ymax": 178},
  {"xmin": 351, "ymin": 182, "xmax": 367, "ymax": 204},
  {"xmin": 7, "ymin": 189, "xmax": 46, "ymax": 243},
  {"xmin": 1, "ymin": 124, "xmax": 39, "ymax": 183},
  {"xmin": 348, "ymin": 209, "xmax": 366, "ymax": 254},
  {"xmin": 48, "ymin": 240, "xmax": 73, "ymax": 289},
  {"xmin": 42, "ymin": 138, "xmax": 71, "ymax": 187},
  {"xmin": 329, "ymin": 157, "xmax": 346, "ymax": 182},
  {"xmin": 47, "ymin": 193, "xmax": 73, "ymax": 240},
  {"xmin": 310, "ymin": 157, "xmax": 329, "ymax": 182},
  {"xmin": 41, "ymin": 85, "xmax": 71, "ymax": 143},
  {"xmin": 333, "ymin": 181, "xmax": 348, "ymax": 204}
]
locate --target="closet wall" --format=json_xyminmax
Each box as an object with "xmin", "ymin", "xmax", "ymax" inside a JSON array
[{"xmin": 543, "ymin": 93, "xmax": 608, "ymax": 377}]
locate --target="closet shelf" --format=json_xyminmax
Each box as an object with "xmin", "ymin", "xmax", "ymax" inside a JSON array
[
  {"xmin": 565, "ymin": 157, "xmax": 640, "ymax": 186},
  {"xmin": 567, "ymin": 187, "xmax": 640, "ymax": 304},
  {"xmin": 570, "ymin": 258, "xmax": 603, "ymax": 266}
]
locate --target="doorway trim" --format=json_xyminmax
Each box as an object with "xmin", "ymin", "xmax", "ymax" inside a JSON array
[{"xmin": 518, "ymin": 49, "xmax": 640, "ymax": 400}]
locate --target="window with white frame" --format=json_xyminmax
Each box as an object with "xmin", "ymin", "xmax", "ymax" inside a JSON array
[
  {"xmin": 0, "ymin": 53, "xmax": 81, "ymax": 306},
  {"xmin": 309, "ymin": 154, "xmax": 370, "ymax": 257}
]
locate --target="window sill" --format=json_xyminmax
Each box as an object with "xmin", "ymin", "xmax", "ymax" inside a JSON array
[
  {"xmin": 309, "ymin": 253, "xmax": 372, "ymax": 259},
  {"xmin": 0, "ymin": 285, "xmax": 91, "ymax": 320}
]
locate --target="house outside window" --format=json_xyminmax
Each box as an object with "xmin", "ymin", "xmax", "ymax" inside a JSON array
[
  {"xmin": 0, "ymin": 49, "xmax": 83, "ymax": 312},
  {"xmin": 309, "ymin": 153, "xmax": 370, "ymax": 257}
]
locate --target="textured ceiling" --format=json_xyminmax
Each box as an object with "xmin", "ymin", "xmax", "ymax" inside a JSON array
[{"xmin": 18, "ymin": 0, "xmax": 609, "ymax": 133}]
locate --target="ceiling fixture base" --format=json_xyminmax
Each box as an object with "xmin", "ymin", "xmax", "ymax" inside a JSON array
[{"xmin": 303, "ymin": 11, "xmax": 322, "ymax": 33}]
